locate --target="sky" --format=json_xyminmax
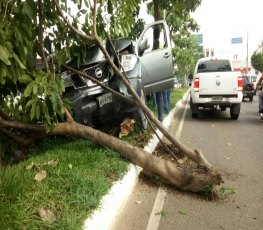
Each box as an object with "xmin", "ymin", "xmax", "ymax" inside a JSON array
[
  {"xmin": 139, "ymin": 0, "xmax": 263, "ymax": 61},
  {"xmin": 191, "ymin": 0, "xmax": 263, "ymax": 60}
]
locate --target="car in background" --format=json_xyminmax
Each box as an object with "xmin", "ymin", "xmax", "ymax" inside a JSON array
[
  {"xmin": 174, "ymin": 77, "xmax": 181, "ymax": 88},
  {"xmin": 190, "ymin": 57, "xmax": 243, "ymax": 119},
  {"xmin": 242, "ymin": 75, "xmax": 254, "ymax": 102},
  {"xmin": 245, "ymin": 74, "xmax": 258, "ymax": 95}
]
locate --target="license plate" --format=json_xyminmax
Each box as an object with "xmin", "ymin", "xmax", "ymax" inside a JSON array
[
  {"xmin": 97, "ymin": 93, "xmax": 112, "ymax": 107},
  {"xmin": 212, "ymin": 96, "xmax": 222, "ymax": 101},
  {"xmin": 243, "ymin": 92, "xmax": 247, "ymax": 96}
]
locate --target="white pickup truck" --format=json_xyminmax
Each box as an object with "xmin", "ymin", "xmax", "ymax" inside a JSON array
[{"xmin": 190, "ymin": 57, "xmax": 243, "ymax": 119}]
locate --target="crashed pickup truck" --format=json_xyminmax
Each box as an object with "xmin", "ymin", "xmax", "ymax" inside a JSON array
[{"xmin": 62, "ymin": 20, "xmax": 174, "ymax": 128}]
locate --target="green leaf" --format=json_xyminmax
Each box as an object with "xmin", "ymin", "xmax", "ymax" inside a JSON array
[
  {"xmin": 0, "ymin": 63, "xmax": 8, "ymax": 78},
  {"xmin": 24, "ymin": 82, "xmax": 33, "ymax": 97},
  {"xmin": 33, "ymin": 84, "xmax": 38, "ymax": 95},
  {"xmin": 57, "ymin": 51, "xmax": 67, "ymax": 66},
  {"xmin": 19, "ymin": 74, "xmax": 32, "ymax": 84},
  {"xmin": 22, "ymin": 0, "xmax": 36, "ymax": 18},
  {"xmin": 13, "ymin": 53, "xmax": 26, "ymax": 69},
  {"xmin": 83, "ymin": 0, "xmax": 89, "ymax": 8},
  {"xmin": 35, "ymin": 103, "xmax": 40, "ymax": 120},
  {"xmin": 45, "ymin": 95, "xmax": 54, "ymax": 115},
  {"xmin": 30, "ymin": 101, "xmax": 36, "ymax": 120},
  {"xmin": 26, "ymin": 99, "xmax": 36, "ymax": 109},
  {"xmin": 0, "ymin": 45, "xmax": 11, "ymax": 65}
]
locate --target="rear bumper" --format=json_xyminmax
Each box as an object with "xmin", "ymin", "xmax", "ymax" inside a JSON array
[
  {"xmin": 191, "ymin": 92, "xmax": 243, "ymax": 106},
  {"xmin": 242, "ymin": 91, "xmax": 254, "ymax": 97}
]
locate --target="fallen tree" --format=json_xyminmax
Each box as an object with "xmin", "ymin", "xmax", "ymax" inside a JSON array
[
  {"xmin": 0, "ymin": 106, "xmax": 222, "ymax": 193},
  {"xmin": 0, "ymin": 0, "xmax": 222, "ymax": 193}
]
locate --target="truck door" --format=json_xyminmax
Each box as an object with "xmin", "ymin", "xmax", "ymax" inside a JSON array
[{"xmin": 136, "ymin": 20, "xmax": 174, "ymax": 95}]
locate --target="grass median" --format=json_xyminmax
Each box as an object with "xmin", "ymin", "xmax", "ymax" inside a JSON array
[{"xmin": 0, "ymin": 87, "xmax": 188, "ymax": 229}]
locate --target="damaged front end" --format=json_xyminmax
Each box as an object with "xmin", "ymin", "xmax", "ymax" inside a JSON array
[{"xmin": 62, "ymin": 38, "xmax": 143, "ymax": 128}]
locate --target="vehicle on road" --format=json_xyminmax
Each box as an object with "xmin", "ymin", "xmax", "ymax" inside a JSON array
[
  {"xmin": 62, "ymin": 20, "xmax": 173, "ymax": 128},
  {"xmin": 245, "ymin": 74, "xmax": 259, "ymax": 95},
  {"xmin": 190, "ymin": 57, "xmax": 243, "ymax": 119},
  {"xmin": 242, "ymin": 75, "xmax": 254, "ymax": 102}
]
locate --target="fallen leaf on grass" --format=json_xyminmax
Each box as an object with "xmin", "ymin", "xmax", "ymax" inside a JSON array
[
  {"xmin": 26, "ymin": 160, "xmax": 58, "ymax": 171},
  {"xmin": 119, "ymin": 118, "xmax": 136, "ymax": 138},
  {"xmin": 34, "ymin": 170, "xmax": 47, "ymax": 182},
  {"xmin": 26, "ymin": 162, "xmax": 35, "ymax": 171},
  {"xmin": 38, "ymin": 207, "xmax": 56, "ymax": 223}
]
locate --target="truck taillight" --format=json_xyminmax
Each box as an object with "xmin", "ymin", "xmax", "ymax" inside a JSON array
[
  {"xmin": 238, "ymin": 76, "xmax": 243, "ymax": 91},
  {"xmin": 194, "ymin": 77, "xmax": 199, "ymax": 92}
]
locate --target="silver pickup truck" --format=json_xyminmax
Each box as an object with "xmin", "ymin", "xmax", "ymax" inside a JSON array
[
  {"xmin": 62, "ymin": 20, "xmax": 174, "ymax": 128},
  {"xmin": 190, "ymin": 57, "xmax": 243, "ymax": 120}
]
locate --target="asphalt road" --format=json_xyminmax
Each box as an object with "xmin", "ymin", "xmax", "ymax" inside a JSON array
[{"xmin": 111, "ymin": 93, "xmax": 263, "ymax": 230}]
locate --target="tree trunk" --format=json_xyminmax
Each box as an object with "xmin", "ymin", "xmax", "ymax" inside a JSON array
[{"xmin": 51, "ymin": 121, "xmax": 222, "ymax": 192}]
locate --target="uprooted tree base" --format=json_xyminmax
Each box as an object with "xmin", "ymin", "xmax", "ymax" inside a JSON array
[{"xmin": 147, "ymin": 143, "xmax": 224, "ymax": 199}]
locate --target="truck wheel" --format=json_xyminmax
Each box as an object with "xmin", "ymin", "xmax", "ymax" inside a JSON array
[
  {"xmin": 190, "ymin": 98, "xmax": 198, "ymax": 118},
  {"xmin": 133, "ymin": 90, "xmax": 148, "ymax": 129},
  {"xmin": 230, "ymin": 104, "xmax": 240, "ymax": 120},
  {"xmin": 249, "ymin": 96, "xmax": 253, "ymax": 102},
  {"xmin": 192, "ymin": 112, "xmax": 198, "ymax": 118}
]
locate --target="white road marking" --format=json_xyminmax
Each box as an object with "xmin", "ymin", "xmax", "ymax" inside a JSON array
[
  {"xmin": 145, "ymin": 95, "xmax": 189, "ymax": 230},
  {"xmin": 146, "ymin": 187, "xmax": 167, "ymax": 230}
]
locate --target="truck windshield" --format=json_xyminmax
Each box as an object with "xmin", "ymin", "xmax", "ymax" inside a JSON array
[{"xmin": 197, "ymin": 60, "xmax": 231, "ymax": 73}]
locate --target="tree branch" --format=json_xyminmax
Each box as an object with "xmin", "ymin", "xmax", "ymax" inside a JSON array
[
  {"xmin": 0, "ymin": 127, "xmax": 40, "ymax": 147},
  {"xmin": 37, "ymin": 0, "xmax": 49, "ymax": 70},
  {"xmin": 54, "ymin": 0, "xmax": 95, "ymax": 41},
  {"xmin": 0, "ymin": 117, "xmax": 45, "ymax": 133}
]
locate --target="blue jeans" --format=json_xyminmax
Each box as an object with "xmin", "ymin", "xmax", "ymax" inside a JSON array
[
  {"xmin": 152, "ymin": 90, "xmax": 171, "ymax": 121},
  {"xmin": 162, "ymin": 89, "xmax": 171, "ymax": 114},
  {"xmin": 152, "ymin": 92, "xmax": 163, "ymax": 121}
]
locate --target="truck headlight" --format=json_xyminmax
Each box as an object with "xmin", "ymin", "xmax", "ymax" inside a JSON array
[{"xmin": 121, "ymin": 54, "xmax": 137, "ymax": 72}]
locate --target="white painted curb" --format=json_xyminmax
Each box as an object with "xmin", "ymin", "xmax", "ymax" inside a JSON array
[{"xmin": 83, "ymin": 90, "xmax": 189, "ymax": 230}]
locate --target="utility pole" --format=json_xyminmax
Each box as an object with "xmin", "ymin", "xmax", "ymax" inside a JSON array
[{"xmin": 246, "ymin": 31, "xmax": 248, "ymax": 74}]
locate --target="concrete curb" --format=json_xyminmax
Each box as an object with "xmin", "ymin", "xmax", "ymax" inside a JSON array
[{"xmin": 83, "ymin": 90, "xmax": 189, "ymax": 230}]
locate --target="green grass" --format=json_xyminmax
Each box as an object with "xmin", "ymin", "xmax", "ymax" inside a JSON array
[
  {"xmin": 0, "ymin": 138, "xmax": 129, "ymax": 229},
  {"xmin": 0, "ymin": 87, "xmax": 189, "ymax": 229}
]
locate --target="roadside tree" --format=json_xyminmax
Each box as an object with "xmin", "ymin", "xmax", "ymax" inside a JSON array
[{"xmin": 0, "ymin": 0, "xmax": 222, "ymax": 193}]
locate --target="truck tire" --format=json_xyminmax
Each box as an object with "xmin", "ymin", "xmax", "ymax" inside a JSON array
[
  {"xmin": 190, "ymin": 98, "xmax": 198, "ymax": 118},
  {"xmin": 230, "ymin": 103, "xmax": 240, "ymax": 120},
  {"xmin": 249, "ymin": 96, "xmax": 253, "ymax": 102}
]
